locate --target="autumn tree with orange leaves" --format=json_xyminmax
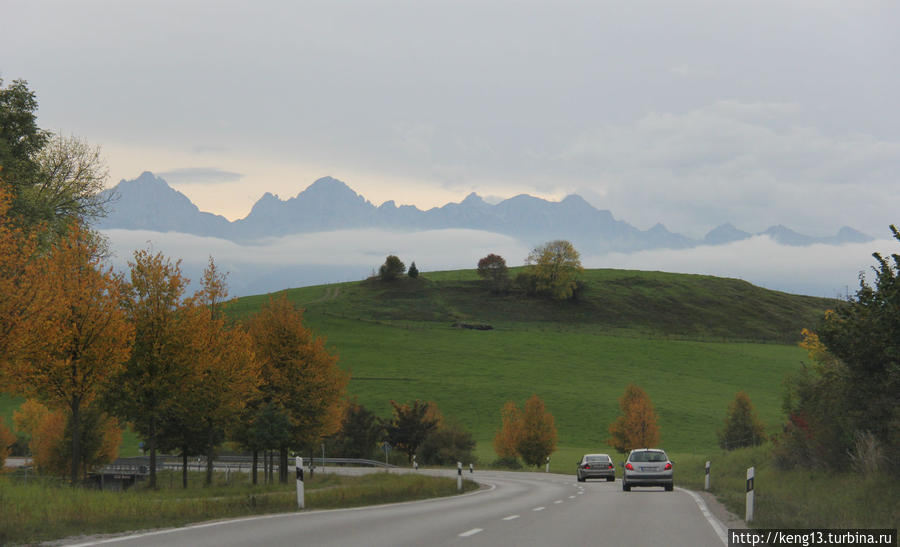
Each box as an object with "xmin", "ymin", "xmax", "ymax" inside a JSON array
[
  {"xmin": 517, "ymin": 395, "xmax": 558, "ymax": 467},
  {"xmin": 0, "ymin": 419, "xmax": 15, "ymax": 468},
  {"xmin": 0, "ymin": 183, "xmax": 53, "ymax": 376},
  {"xmin": 14, "ymin": 399, "xmax": 121, "ymax": 477},
  {"xmin": 248, "ymin": 296, "xmax": 348, "ymax": 483},
  {"xmin": 493, "ymin": 401, "xmax": 522, "ymax": 463},
  {"xmin": 493, "ymin": 395, "xmax": 557, "ymax": 467},
  {"xmin": 4, "ymin": 223, "xmax": 132, "ymax": 483},
  {"xmin": 608, "ymin": 384, "xmax": 660, "ymax": 454}
]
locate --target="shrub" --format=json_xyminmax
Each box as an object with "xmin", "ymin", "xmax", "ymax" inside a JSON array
[
  {"xmin": 417, "ymin": 421, "xmax": 476, "ymax": 466},
  {"xmin": 491, "ymin": 457, "xmax": 522, "ymax": 469},
  {"xmin": 378, "ymin": 255, "xmax": 406, "ymax": 281},
  {"xmin": 476, "ymin": 254, "xmax": 509, "ymax": 293}
]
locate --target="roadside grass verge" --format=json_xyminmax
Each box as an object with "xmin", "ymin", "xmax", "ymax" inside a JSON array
[
  {"xmin": 0, "ymin": 470, "xmax": 478, "ymax": 545},
  {"xmin": 672, "ymin": 446, "xmax": 900, "ymax": 529}
]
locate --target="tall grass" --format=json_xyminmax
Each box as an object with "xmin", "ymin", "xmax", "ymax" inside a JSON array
[
  {"xmin": 672, "ymin": 446, "xmax": 900, "ymax": 529},
  {"xmin": 0, "ymin": 470, "xmax": 477, "ymax": 545}
]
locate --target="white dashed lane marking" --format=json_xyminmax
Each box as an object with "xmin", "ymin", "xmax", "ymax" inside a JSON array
[
  {"xmin": 459, "ymin": 528, "xmax": 483, "ymax": 538},
  {"xmin": 533, "ymin": 506, "xmax": 545, "ymax": 511},
  {"xmin": 502, "ymin": 515, "xmax": 520, "ymax": 521}
]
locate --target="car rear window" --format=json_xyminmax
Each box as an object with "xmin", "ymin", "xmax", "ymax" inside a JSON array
[
  {"xmin": 586, "ymin": 455, "xmax": 609, "ymax": 462},
  {"xmin": 630, "ymin": 451, "xmax": 667, "ymax": 463}
]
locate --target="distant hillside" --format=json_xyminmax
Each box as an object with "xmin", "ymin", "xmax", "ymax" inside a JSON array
[
  {"xmin": 228, "ymin": 267, "xmax": 835, "ymax": 343},
  {"xmin": 224, "ymin": 268, "xmax": 832, "ymax": 456}
]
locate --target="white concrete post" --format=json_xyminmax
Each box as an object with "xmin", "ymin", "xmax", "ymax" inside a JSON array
[
  {"xmin": 705, "ymin": 460, "xmax": 711, "ymax": 491},
  {"xmin": 296, "ymin": 456, "xmax": 305, "ymax": 509},
  {"xmin": 745, "ymin": 466, "xmax": 755, "ymax": 522},
  {"xmin": 457, "ymin": 461, "xmax": 462, "ymax": 491}
]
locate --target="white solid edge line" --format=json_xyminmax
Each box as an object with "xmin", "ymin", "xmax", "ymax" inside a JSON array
[
  {"xmin": 459, "ymin": 528, "xmax": 483, "ymax": 537},
  {"xmin": 678, "ymin": 487, "xmax": 728, "ymax": 546},
  {"xmin": 65, "ymin": 481, "xmax": 498, "ymax": 547}
]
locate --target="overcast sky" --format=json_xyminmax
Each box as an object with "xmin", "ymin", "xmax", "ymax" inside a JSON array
[{"xmin": 3, "ymin": 0, "xmax": 898, "ymax": 240}]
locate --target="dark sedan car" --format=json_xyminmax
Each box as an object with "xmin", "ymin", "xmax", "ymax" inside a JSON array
[
  {"xmin": 622, "ymin": 448, "xmax": 673, "ymax": 491},
  {"xmin": 576, "ymin": 453, "xmax": 615, "ymax": 482}
]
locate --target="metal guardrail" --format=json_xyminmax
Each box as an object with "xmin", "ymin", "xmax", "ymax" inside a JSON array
[{"xmin": 97, "ymin": 456, "xmax": 397, "ymax": 475}]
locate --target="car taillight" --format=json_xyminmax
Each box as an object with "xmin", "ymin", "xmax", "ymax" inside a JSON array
[
  {"xmin": 608, "ymin": 464, "xmax": 614, "ymax": 469},
  {"xmin": 664, "ymin": 462, "xmax": 672, "ymax": 470},
  {"xmin": 584, "ymin": 465, "xmax": 590, "ymax": 469},
  {"xmin": 625, "ymin": 463, "xmax": 634, "ymax": 470}
]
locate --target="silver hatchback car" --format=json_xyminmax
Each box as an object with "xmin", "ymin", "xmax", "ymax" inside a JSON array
[
  {"xmin": 622, "ymin": 448, "xmax": 673, "ymax": 491},
  {"xmin": 576, "ymin": 453, "xmax": 615, "ymax": 482}
]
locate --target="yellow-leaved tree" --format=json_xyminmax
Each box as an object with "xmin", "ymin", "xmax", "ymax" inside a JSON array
[
  {"xmin": 7, "ymin": 223, "xmax": 133, "ymax": 482},
  {"xmin": 184, "ymin": 258, "xmax": 259, "ymax": 485},
  {"xmin": 493, "ymin": 395, "xmax": 557, "ymax": 468},
  {"xmin": 0, "ymin": 182, "xmax": 53, "ymax": 383},
  {"xmin": 114, "ymin": 249, "xmax": 194, "ymax": 489},
  {"xmin": 526, "ymin": 240, "xmax": 584, "ymax": 300},
  {"xmin": 248, "ymin": 295, "xmax": 348, "ymax": 482},
  {"xmin": 493, "ymin": 401, "xmax": 522, "ymax": 463},
  {"xmin": 608, "ymin": 384, "xmax": 660, "ymax": 454}
]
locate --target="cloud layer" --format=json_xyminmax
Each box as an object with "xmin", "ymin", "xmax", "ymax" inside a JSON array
[{"xmin": 102, "ymin": 228, "xmax": 891, "ymax": 299}]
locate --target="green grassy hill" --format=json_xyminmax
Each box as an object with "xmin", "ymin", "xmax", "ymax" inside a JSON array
[{"xmin": 225, "ymin": 268, "xmax": 834, "ymax": 463}]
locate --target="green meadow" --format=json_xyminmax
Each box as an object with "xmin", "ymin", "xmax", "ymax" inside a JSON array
[{"xmin": 226, "ymin": 267, "xmax": 833, "ymax": 465}]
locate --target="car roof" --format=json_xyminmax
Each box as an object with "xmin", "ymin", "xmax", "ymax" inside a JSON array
[{"xmin": 583, "ymin": 453, "xmax": 610, "ymax": 458}]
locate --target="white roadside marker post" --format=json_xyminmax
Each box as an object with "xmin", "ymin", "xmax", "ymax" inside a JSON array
[
  {"xmin": 413, "ymin": 454, "xmax": 418, "ymax": 471},
  {"xmin": 296, "ymin": 456, "xmax": 305, "ymax": 509},
  {"xmin": 705, "ymin": 461, "xmax": 711, "ymax": 491},
  {"xmin": 457, "ymin": 461, "xmax": 462, "ymax": 491},
  {"xmin": 545, "ymin": 456, "xmax": 550, "ymax": 473},
  {"xmin": 469, "ymin": 463, "xmax": 474, "ymax": 474},
  {"xmin": 745, "ymin": 466, "xmax": 754, "ymax": 522}
]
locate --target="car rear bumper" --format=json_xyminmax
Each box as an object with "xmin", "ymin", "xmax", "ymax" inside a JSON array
[
  {"xmin": 580, "ymin": 469, "xmax": 615, "ymax": 479},
  {"xmin": 623, "ymin": 473, "xmax": 673, "ymax": 486}
]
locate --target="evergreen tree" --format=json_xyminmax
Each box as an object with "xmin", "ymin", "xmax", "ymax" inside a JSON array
[{"xmin": 717, "ymin": 391, "xmax": 766, "ymax": 450}]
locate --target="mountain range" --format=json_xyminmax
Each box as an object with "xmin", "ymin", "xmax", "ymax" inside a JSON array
[{"xmin": 95, "ymin": 171, "xmax": 873, "ymax": 254}]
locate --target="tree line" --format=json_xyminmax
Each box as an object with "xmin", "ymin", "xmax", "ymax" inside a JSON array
[
  {"xmin": 0, "ymin": 79, "xmax": 352, "ymax": 486},
  {"xmin": 0, "ymin": 219, "xmax": 349, "ymax": 487}
]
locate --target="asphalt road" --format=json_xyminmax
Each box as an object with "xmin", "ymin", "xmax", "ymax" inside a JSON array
[{"xmin": 66, "ymin": 470, "xmax": 727, "ymax": 547}]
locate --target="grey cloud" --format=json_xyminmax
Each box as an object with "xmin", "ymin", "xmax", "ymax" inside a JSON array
[
  {"xmin": 585, "ymin": 236, "xmax": 894, "ymax": 299},
  {"xmin": 562, "ymin": 101, "xmax": 900, "ymax": 237},
  {"xmin": 102, "ymin": 228, "xmax": 530, "ymax": 297},
  {"xmin": 101, "ymin": 227, "xmax": 891, "ymax": 299}
]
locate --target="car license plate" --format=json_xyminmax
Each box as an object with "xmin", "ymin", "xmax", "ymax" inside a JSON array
[{"xmin": 640, "ymin": 466, "xmax": 659, "ymax": 471}]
